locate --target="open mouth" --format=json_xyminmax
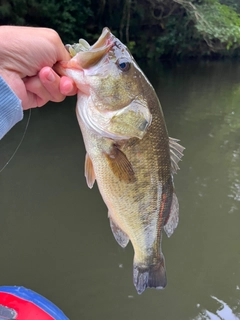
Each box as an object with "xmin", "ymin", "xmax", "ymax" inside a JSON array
[{"xmin": 66, "ymin": 28, "xmax": 115, "ymax": 69}]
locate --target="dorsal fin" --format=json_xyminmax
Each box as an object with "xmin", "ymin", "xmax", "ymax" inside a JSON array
[{"xmin": 169, "ymin": 137, "xmax": 185, "ymax": 174}]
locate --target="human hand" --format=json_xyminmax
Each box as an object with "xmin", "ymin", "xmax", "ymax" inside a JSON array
[{"xmin": 0, "ymin": 26, "xmax": 77, "ymax": 110}]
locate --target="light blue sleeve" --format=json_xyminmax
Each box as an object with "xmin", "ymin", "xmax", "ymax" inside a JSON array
[{"xmin": 0, "ymin": 76, "xmax": 23, "ymax": 140}]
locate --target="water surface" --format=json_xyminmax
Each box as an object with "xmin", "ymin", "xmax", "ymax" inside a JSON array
[{"xmin": 1, "ymin": 60, "xmax": 240, "ymax": 319}]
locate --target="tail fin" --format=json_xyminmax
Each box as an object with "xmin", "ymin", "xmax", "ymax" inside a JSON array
[{"xmin": 133, "ymin": 256, "xmax": 167, "ymax": 295}]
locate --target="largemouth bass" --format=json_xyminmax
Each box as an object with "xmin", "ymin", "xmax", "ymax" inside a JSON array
[{"xmin": 55, "ymin": 28, "xmax": 184, "ymax": 294}]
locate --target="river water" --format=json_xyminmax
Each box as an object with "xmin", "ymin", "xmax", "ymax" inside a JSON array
[{"xmin": 1, "ymin": 60, "xmax": 240, "ymax": 320}]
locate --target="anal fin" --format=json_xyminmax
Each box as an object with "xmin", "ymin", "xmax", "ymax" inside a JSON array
[
  {"xmin": 109, "ymin": 214, "xmax": 129, "ymax": 248},
  {"xmin": 164, "ymin": 192, "xmax": 179, "ymax": 238}
]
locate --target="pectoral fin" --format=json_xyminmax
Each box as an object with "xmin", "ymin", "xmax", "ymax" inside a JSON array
[
  {"xmin": 85, "ymin": 153, "xmax": 96, "ymax": 188},
  {"xmin": 108, "ymin": 100, "xmax": 152, "ymax": 140},
  {"xmin": 169, "ymin": 137, "xmax": 185, "ymax": 174},
  {"xmin": 105, "ymin": 146, "xmax": 136, "ymax": 183},
  {"xmin": 164, "ymin": 192, "xmax": 179, "ymax": 237},
  {"xmin": 109, "ymin": 215, "xmax": 129, "ymax": 248}
]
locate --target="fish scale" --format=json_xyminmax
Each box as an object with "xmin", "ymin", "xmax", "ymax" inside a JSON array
[{"xmin": 55, "ymin": 27, "xmax": 184, "ymax": 294}]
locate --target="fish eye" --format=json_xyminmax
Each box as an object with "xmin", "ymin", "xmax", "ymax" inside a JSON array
[{"xmin": 116, "ymin": 59, "xmax": 131, "ymax": 72}]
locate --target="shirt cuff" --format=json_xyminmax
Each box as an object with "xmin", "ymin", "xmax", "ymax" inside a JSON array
[{"xmin": 0, "ymin": 76, "xmax": 23, "ymax": 139}]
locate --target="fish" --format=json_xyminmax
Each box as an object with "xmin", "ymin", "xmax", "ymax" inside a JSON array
[{"xmin": 54, "ymin": 28, "xmax": 184, "ymax": 294}]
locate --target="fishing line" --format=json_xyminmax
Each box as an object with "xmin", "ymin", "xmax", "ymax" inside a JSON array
[{"xmin": 0, "ymin": 109, "xmax": 31, "ymax": 173}]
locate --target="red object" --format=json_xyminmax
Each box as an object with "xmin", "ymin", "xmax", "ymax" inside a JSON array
[{"xmin": 0, "ymin": 292, "xmax": 53, "ymax": 320}]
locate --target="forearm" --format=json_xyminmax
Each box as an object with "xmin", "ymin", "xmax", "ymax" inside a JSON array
[{"xmin": 0, "ymin": 76, "xmax": 23, "ymax": 140}]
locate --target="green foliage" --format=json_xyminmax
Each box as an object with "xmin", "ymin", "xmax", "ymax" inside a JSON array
[
  {"xmin": 0, "ymin": 0, "xmax": 93, "ymax": 43},
  {"xmin": 1, "ymin": 0, "xmax": 240, "ymax": 59},
  {"xmin": 190, "ymin": 0, "xmax": 240, "ymax": 51},
  {"xmin": 137, "ymin": 0, "xmax": 240, "ymax": 58},
  {"xmin": 0, "ymin": 0, "xmax": 27, "ymax": 25},
  {"xmin": 153, "ymin": 16, "xmax": 200, "ymax": 58},
  {"xmin": 220, "ymin": 0, "xmax": 240, "ymax": 13}
]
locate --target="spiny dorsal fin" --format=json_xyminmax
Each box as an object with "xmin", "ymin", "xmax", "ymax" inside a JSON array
[
  {"xmin": 109, "ymin": 214, "xmax": 129, "ymax": 248},
  {"xmin": 85, "ymin": 153, "xmax": 96, "ymax": 188},
  {"xmin": 105, "ymin": 145, "xmax": 136, "ymax": 183},
  {"xmin": 169, "ymin": 137, "xmax": 185, "ymax": 174}
]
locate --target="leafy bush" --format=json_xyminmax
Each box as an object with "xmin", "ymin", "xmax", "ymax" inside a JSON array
[
  {"xmin": 1, "ymin": 0, "xmax": 240, "ymax": 59},
  {"xmin": 191, "ymin": 0, "xmax": 240, "ymax": 50},
  {"xmin": 0, "ymin": 0, "xmax": 93, "ymax": 43}
]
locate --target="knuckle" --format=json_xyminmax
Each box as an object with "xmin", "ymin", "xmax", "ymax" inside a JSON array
[{"xmin": 45, "ymin": 28, "xmax": 61, "ymax": 45}]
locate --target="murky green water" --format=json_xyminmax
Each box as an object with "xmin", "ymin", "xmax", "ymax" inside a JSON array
[{"xmin": 1, "ymin": 60, "xmax": 240, "ymax": 320}]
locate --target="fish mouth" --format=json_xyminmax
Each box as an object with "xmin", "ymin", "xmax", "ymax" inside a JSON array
[{"xmin": 67, "ymin": 27, "xmax": 114, "ymax": 69}]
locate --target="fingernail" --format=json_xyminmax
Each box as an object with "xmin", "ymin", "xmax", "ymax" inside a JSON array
[{"xmin": 46, "ymin": 70, "xmax": 55, "ymax": 82}]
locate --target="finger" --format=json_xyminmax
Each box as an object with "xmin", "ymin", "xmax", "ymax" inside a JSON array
[
  {"xmin": 22, "ymin": 91, "xmax": 39, "ymax": 110},
  {"xmin": 57, "ymin": 43, "xmax": 72, "ymax": 62},
  {"xmin": 39, "ymin": 67, "xmax": 66, "ymax": 102},
  {"xmin": 60, "ymin": 76, "xmax": 78, "ymax": 96},
  {"xmin": 24, "ymin": 75, "xmax": 54, "ymax": 107},
  {"xmin": 49, "ymin": 31, "xmax": 71, "ymax": 62}
]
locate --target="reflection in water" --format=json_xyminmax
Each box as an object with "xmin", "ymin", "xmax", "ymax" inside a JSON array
[
  {"xmin": 228, "ymin": 146, "xmax": 240, "ymax": 211},
  {"xmin": 1, "ymin": 61, "xmax": 240, "ymax": 320},
  {"xmin": 193, "ymin": 295, "xmax": 240, "ymax": 320},
  {"xmin": 218, "ymin": 84, "xmax": 240, "ymax": 214}
]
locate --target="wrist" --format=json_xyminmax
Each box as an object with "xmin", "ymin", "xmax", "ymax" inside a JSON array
[{"xmin": 0, "ymin": 76, "xmax": 23, "ymax": 139}]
